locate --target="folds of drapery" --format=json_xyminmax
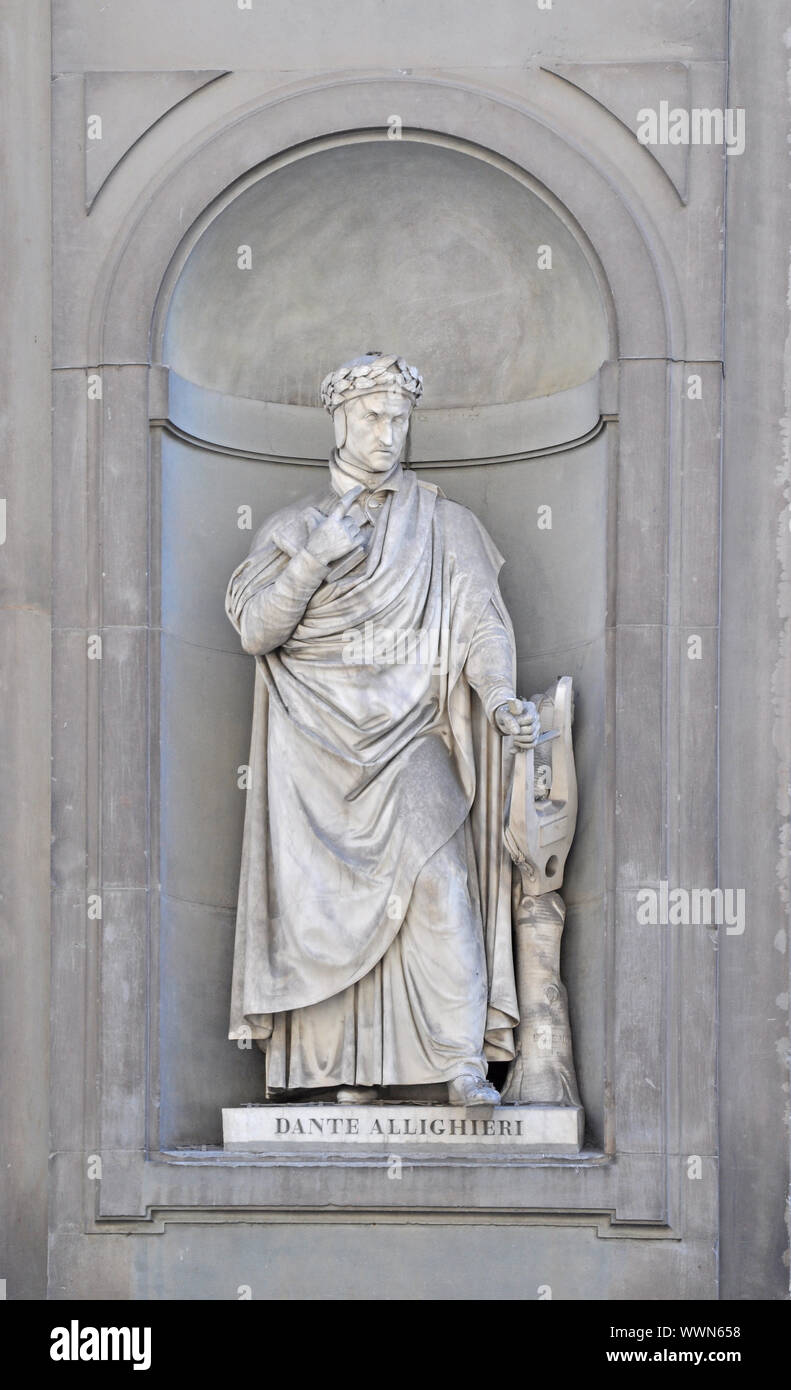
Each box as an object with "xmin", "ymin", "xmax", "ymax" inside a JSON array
[{"xmin": 225, "ymin": 470, "xmax": 519, "ymax": 1060}]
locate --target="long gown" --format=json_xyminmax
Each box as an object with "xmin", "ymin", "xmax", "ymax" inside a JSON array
[{"xmin": 225, "ymin": 456, "xmax": 519, "ymax": 1093}]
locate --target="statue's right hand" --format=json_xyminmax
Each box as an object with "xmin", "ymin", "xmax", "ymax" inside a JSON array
[{"xmin": 304, "ymin": 485, "xmax": 366, "ymax": 566}]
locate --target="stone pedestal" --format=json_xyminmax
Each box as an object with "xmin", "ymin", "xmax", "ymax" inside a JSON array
[{"xmin": 223, "ymin": 1103, "xmax": 584, "ymax": 1155}]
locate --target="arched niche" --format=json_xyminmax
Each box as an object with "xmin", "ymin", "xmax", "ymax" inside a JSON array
[
  {"xmin": 77, "ymin": 77, "xmax": 697, "ymax": 1227},
  {"xmin": 156, "ymin": 133, "xmax": 611, "ymax": 1148},
  {"xmin": 162, "ymin": 138, "xmax": 607, "ymax": 406}
]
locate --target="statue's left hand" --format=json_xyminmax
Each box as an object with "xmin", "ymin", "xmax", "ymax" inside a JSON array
[{"xmin": 494, "ymin": 698, "xmax": 541, "ymax": 749}]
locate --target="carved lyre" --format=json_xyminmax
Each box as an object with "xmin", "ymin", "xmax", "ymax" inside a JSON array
[{"xmin": 501, "ymin": 676, "xmax": 583, "ymax": 1111}]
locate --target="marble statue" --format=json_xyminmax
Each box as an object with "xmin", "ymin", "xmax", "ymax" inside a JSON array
[{"xmin": 225, "ymin": 351, "xmax": 573, "ymax": 1110}]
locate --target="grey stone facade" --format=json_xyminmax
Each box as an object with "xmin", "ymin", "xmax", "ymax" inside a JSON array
[{"xmin": 1, "ymin": 0, "xmax": 788, "ymax": 1300}]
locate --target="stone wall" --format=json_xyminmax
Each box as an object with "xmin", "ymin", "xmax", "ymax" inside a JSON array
[{"xmin": 0, "ymin": 0, "xmax": 788, "ymax": 1300}]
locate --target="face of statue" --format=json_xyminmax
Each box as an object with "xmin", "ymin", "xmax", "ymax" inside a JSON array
[{"xmin": 335, "ymin": 388, "xmax": 413, "ymax": 477}]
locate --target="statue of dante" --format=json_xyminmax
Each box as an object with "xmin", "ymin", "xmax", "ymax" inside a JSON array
[{"xmin": 226, "ymin": 353, "xmax": 539, "ymax": 1106}]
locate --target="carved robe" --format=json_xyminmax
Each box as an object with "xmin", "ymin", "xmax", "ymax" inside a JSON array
[{"xmin": 226, "ymin": 458, "xmax": 519, "ymax": 1091}]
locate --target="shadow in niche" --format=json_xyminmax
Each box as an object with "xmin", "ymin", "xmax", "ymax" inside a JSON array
[
  {"xmin": 157, "ymin": 137, "xmax": 610, "ymax": 1154},
  {"xmin": 487, "ymin": 1062, "xmax": 509, "ymax": 1094}
]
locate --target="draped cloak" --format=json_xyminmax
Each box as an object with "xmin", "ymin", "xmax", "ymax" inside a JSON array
[{"xmin": 225, "ymin": 466, "xmax": 519, "ymax": 1077}]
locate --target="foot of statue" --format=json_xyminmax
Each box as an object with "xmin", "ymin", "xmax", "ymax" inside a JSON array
[
  {"xmin": 336, "ymin": 1086, "xmax": 379, "ymax": 1104},
  {"xmin": 447, "ymin": 1070, "xmax": 500, "ymax": 1107}
]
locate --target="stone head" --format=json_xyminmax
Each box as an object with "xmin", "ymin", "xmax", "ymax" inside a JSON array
[{"xmin": 320, "ymin": 352, "xmax": 422, "ymax": 475}]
